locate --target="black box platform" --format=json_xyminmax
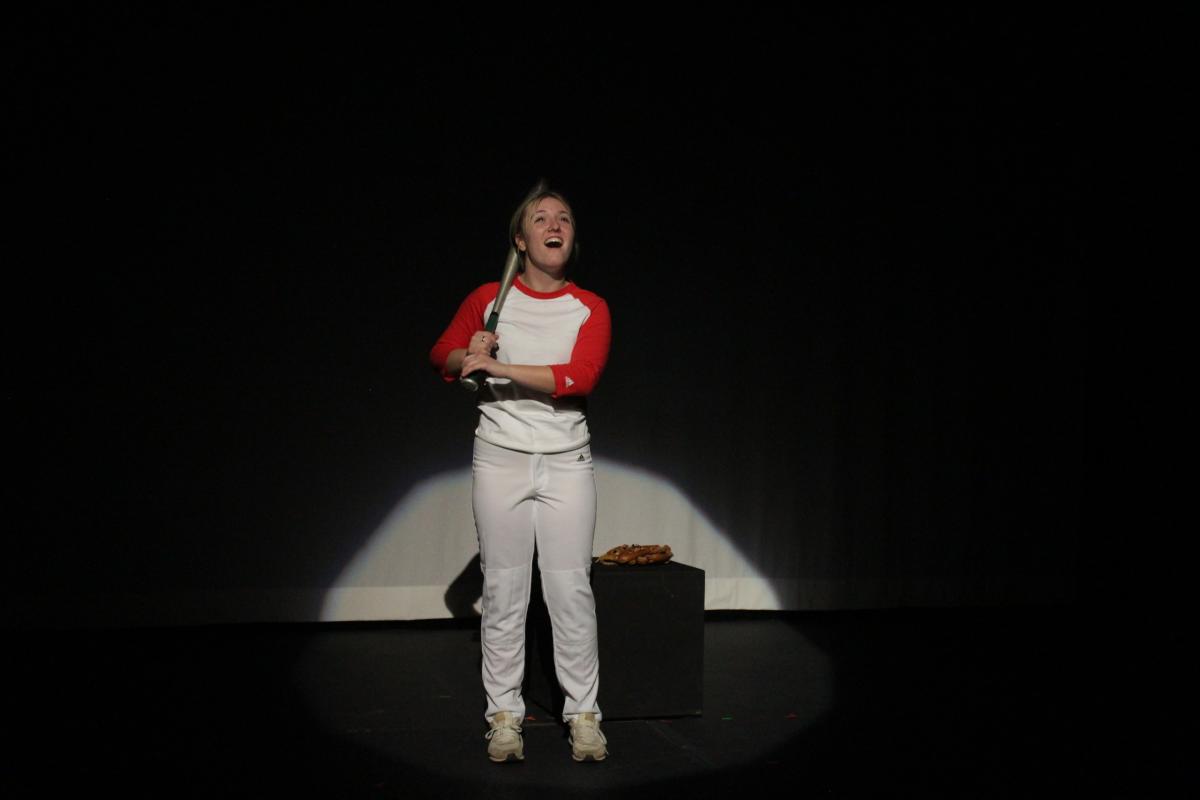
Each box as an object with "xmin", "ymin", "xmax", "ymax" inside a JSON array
[{"xmin": 526, "ymin": 559, "xmax": 705, "ymax": 720}]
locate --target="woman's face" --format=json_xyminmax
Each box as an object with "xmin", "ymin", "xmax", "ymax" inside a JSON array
[{"xmin": 515, "ymin": 196, "xmax": 574, "ymax": 275}]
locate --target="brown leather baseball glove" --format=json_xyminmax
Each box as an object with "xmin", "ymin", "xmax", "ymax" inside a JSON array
[{"xmin": 596, "ymin": 544, "xmax": 673, "ymax": 565}]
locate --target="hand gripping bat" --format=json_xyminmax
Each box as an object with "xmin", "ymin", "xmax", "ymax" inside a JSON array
[{"xmin": 460, "ymin": 247, "xmax": 521, "ymax": 391}]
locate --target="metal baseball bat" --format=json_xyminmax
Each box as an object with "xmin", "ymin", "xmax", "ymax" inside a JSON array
[{"xmin": 461, "ymin": 247, "xmax": 521, "ymax": 391}]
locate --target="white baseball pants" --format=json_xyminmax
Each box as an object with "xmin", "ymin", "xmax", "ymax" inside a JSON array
[{"xmin": 472, "ymin": 436, "xmax": 602, "ymax": 724}]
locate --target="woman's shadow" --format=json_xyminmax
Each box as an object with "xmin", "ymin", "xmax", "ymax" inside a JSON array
[{"xmin": 443, "ymin": 554, "xmax": 483, "ymax": 619}]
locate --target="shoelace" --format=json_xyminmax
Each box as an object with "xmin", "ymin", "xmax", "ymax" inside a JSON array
[
  {"xmin": 571, "ymin": 717, "xmax": 605, "ymax": 744},
  {"xmin": 486, "ymin": 721, "xmax": 523, "ymax": 740}
]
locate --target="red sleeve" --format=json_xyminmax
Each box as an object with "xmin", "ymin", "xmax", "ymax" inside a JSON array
[
  {"xmin": 549, "ymin": 294, "xmax": 611, "ymax": 397},
  {"xmin": 429, "ymin": 283, "xmax": 499, "ymax": 382}
]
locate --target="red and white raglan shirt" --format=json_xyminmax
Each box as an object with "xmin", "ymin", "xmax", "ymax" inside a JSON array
[{"xmin": 430, "ymin": 278, "xmax": 611, "ymax": 454}]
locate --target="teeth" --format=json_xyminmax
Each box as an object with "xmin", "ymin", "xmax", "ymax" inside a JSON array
[{"xmin": 546, "ymin": 238, "xmax": 563, "ymax": 248}]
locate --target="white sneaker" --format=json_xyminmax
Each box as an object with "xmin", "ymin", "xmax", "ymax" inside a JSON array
[
  {"xmin": 486, "ymin": 711, "xmax": 525, "ymax": 762},
  {"xmin": 568, "ymin": 712, "xmax": 608, "ymax": 762}
]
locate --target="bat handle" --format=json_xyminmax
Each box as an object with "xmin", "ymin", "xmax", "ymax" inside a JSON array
[
  {"xmin": 459, "ymin": 311, "xmax": 500, "ymax": 392},
  {"xmin": 461, "ymin": 369, "xmax": 487, "ymax": 391}
]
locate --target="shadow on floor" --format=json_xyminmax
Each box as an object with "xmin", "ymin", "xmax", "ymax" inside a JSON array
[{"xmin": 9, "ymin": 605, "xmax": 1162, "ymax": 798}]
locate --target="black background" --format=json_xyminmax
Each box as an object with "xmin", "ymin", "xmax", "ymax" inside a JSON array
[{"xmin": 8, "ymin": 6, "xmax": 1084, "ymax": 622}]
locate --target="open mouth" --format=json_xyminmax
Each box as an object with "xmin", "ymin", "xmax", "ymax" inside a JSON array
[{"xmin": 545, "ymin": 237, "xmax": 564, "ymax": 248}]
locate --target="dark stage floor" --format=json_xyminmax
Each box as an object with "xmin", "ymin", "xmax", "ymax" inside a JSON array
[{"xmin": 4, "ymin": 606, "xmax": 1172, "ymax": 797}]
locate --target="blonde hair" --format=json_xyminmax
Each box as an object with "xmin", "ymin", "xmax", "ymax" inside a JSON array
[{"xmin": 507, "ymin": 180, "xmax": 580, "ymax": 273}]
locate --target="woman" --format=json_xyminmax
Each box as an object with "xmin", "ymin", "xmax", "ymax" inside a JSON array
[{"xmin": 429, "ymin": 182, "xmax": 612, "ymax": 763}]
